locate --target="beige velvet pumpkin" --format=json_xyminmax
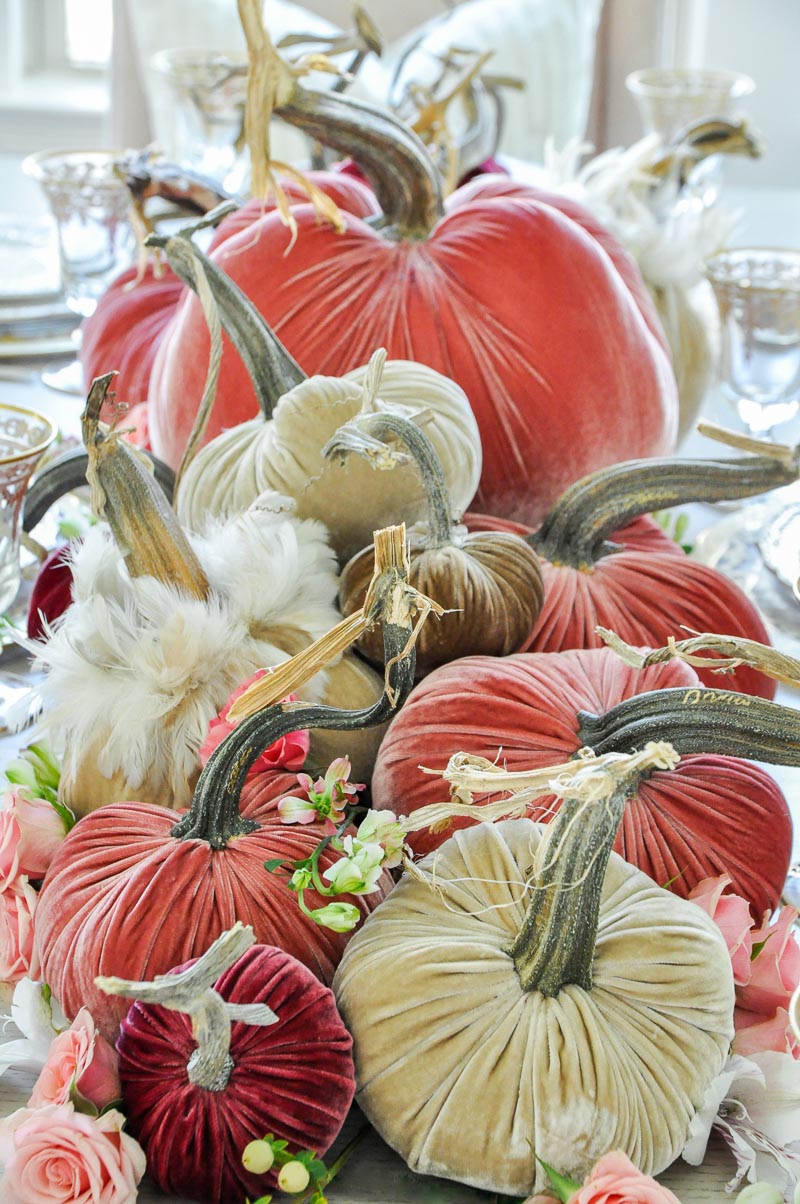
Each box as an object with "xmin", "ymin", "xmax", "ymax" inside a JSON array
[
  {"xmin": 176, "ymin": 354, "xmax": 483, "ymax": 563},
  {"xmin": 333, "ymin": 817, "xmax": 734, "ymax": 1196}
]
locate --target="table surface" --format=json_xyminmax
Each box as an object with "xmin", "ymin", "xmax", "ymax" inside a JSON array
[{"xmin": 1, "ymin": 167, "xmax": 799, "ymax": 1202}]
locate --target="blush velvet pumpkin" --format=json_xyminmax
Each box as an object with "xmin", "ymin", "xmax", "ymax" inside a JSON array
[
  {"xmin": 465, "ymin": 440, "xmax": 800, "ymax": 699},
  {"xmin": 371, "ymin": 647, "xmax": 794, "ymax": 917},
  {"xmin": 36, "ymin": 528, "xmax": 419, "ymax": 1041}
]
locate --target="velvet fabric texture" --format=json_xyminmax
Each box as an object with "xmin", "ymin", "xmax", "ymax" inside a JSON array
[
  {"xmin": 117, "ymin": 945, "xmax": 355, "ymax": 1204},
  {"xmin": 145, "ymin": 173, "xmax": 677, "ymax": 524},
  {"xmin": 333, "ymin": 819, "xmax": 734, "ymax": 1196},
  {"xmin": 464, "ymin": 510, "xmax": 775, "ymax": 699},
  {"xmin": 35, "ymin": 770, "xmax": 391, "ymax": 1042},
  {"xmin": 371, "ymin": 647, "xmax": 792, "ymax": 915}
]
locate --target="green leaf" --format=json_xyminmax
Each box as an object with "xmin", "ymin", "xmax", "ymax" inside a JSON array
[
  {"xmin": 263, "ymin": 858, "xmax": 288, "ymax": 874},
  {"xmin": 49, "ymin": 797, "xmax": 77, "ymax": 833},
  {"xmin": 535, "ymin": 1155, "xmax": 581, "ymax": 1202},
  {"xmin": 57, "ymin": 518, "xmax": 83, "ymax": 540},
  {"xmin": 69, "ymin": 1080, "xmax": 100, "ymax": 1118}
]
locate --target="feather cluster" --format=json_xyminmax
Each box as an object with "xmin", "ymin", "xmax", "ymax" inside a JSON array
[{"xmin": 32, "ymin": 494, "xmax": 340, "ymax": 806}]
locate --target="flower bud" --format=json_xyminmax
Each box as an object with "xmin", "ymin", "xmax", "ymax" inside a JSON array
[
  {"xmin": 277, "ymin": 1160, "xmax": 311, "ymax": 1193},
  {"xmin": 311, "ymin": 902, "xmax": 361, "ymax": 932},
  {"xmin": 241, "ymin": 1139, "xmax": 275, "ymax": 1174},
  {"xmin": 735, "ymin": 1185, "xmax": 783, "ymax": 1204}
]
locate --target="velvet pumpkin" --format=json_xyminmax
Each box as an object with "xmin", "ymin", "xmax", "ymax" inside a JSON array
[
  {"xmin": 332, "ymin": 411, "xmax": 543, "ymax": 673},
  {"xmin": 141, "ymin": 22, "xmax": 677, "ymax": 524},
  {"xmin": 35, "ymin": 525, "xmax": 418, "ymax": 1041},
  {"xmin": 78, "ymin": 172, "xmax": 380, "ymax": 421},
  {"xmin": 371, "ymin": 646, "xmax": 794, "ymax": 917},
  {"xmin": 335, "ymin": 750, "xmax": 735, "ymax": 1196},
  {"xmin": 465, "ymin": 442, "xmax": 800, "ymax": 698},
  {"xmin": 103, "ymin": 927, "xmax": 355, "ymax": 1204}
]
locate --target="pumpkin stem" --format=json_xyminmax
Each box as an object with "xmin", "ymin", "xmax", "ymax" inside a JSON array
[
  {"xmin": 171, "ymin": 525, "xmax": 423, "ymax": 848},
  {"xmin": 533, "ymin": 435, "xmax": 800, "ymax": 568},
  {"xmin": 145, "ymin": 215, "xmax": 306, "ymax": 421},
  {"xmin": 96, "ymin": 923, "xmax": 277, "ymax": 1092},
  {"xmin": 509, "ymin": 742, "xmax": 681, "ymax": 995},
  {"xmin": 323, "ymin": 409, "xmax": 455, "ymax": 548},
  {"xmin": 237, "ymin": 0, "xmax": 443, "ymax": 240},
  {"xmin": 597, "ymin": 628, "xmax": 800, "ymax": 690},
  {"xmin": 577, "ymin": 686, "xmax": 800, "ymax": 764},
  {"xmin": 82, "ymin": 374, "xmax": 210, "ymax": 599}
]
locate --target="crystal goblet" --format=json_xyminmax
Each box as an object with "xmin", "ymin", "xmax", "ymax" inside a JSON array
[{"xmin": 22, "ymin": 150, "xmax": 137, "ymax": 395}]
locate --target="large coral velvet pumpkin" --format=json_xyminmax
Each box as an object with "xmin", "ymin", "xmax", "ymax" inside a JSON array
[
  {"xmin": 116, "ymin": 943, "xmax": 355, "ymax": 1204},
  {"xmin": 371, "ymin": 647, "xmax": 793, "ymax": 916},
  {"xmin": 141, "ymin": 37, "xmax": 676, "ymax": 523},
  {"xmin": 36, "ymin": 768, "xmax": 389, "ymax": 1042},
  {"xmin": 464, "ymin": 444, "xmax": 800, "ymax": 699}
]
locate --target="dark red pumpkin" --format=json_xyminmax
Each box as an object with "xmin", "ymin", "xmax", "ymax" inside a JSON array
[
  {"xmin": 465, "ymin": 446, "xmax": 800, "ymax": 699},
  {"xmin": 371, "ymin": 647, "xmax": 794, "ymax": 917},
  {"xmin": 116, "ymin": 942, "xmax": 355, "ymax": 1204},
  {"xmin": 26, "ymin": 543, "xmax": 72, "ymax": 640}
]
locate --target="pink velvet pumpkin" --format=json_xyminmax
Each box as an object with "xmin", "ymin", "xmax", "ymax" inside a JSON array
[
  {"xmin": 372, "ymin": 647, "xmax": 792, "ymax": 917},
  {"xmin": 116, "ymin": 944, "xmax": 355, "ymax": 1204},
  {"xmin": 36, "ymin": 768, "xmax": 390, "ymax": 1042}
]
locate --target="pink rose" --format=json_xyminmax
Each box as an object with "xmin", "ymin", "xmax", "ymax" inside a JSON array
[
  {"xmin": 569, "ymin": 1151, "xmax": 682, "ymax": 1203},
  {"xmin": 0, "ymin": 814, "xmax": 20, "ymax": 892},
  {"xmin": 0, "ymin": 880, "xmax": 39, "ymax": 984},
  {"xmin": 737, "ymin": 908, "xmax": 800, "ymax": 1016},
  {"xmin": 199, "ymin": 678, "xmax": 309, "ymax": 774},
  {"xmin": 29, "ymin": 1007, "xmax": 121, "ymax": 1110},
  {"xmin": 688, "ymin": 875, "xmax": 754, "ymax": 985},
  {"xmin": 1, "ymin": 791, "xmax": 67, "ymax": 880},
  {"xmin": 0, "ymin": 1104, "xmax": 145, "ymax": 1203},
  {"xmin": 733, "ymin": 1006, "xmax": 799, "ymax": 1058}
]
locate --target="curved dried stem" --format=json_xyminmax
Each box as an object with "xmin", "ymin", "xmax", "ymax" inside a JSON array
[{"xmin": 597, "ymin": 627, "xmax": 800, "ymax": 690}]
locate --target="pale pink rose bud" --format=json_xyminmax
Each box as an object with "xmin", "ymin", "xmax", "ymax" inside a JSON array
[
  {"xmin": 0, "ymin": 1105, "xmax": 145, "ymax": 1204},
  {"xmin": 688, "ymin": 875, "xmax": 754, "ymax": 986},
  {"xmin": 738, "ymin": 907, "xmax": 800, "ymax": 1016},
  {"xmin": 571, "ymin": 1150, "xmax": 682, "ymax": 1203},
  {"xmin": 29, "ymin": 1007, "xmax": 121, "ymax": 1111},
  {"xmin": 0, "ymin": 879, "xmax": 39, "ymax": 984},
  {"xmin": 2, "ymin": 790, "xmax": 67, "ymax": 880},
  {"xmin": 733, "ymin": 1006, "xmax": 799, "ymax": 1059},
  {"xmin": 0, "ymin": 812, "xmax": 21, "ymax": 892}
]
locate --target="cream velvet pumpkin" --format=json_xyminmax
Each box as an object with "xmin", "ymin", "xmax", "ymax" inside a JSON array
[
  {"xmin": 333, "ymin": 818, "xmax": 734, "ymax": 1196},
  {"xmin": 175, "ymin": 357, "xmax": 482, "ymax": 562}
]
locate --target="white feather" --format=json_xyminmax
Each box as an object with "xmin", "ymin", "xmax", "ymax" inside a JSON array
[{"xmin": 33, "ymin": 498, "xmax": 341, "ymax": 805}]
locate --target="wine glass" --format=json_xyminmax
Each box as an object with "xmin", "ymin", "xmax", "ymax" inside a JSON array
[
  {"xmin": 625, "ymin": 67, "xmax": 756, "ymax": 210},
  {"xmin": 704, "ymin": 247, "xmax": 800, "ymax": 438},
  {"xmin": 21, "ymin": 150, "xmax": 137, "ymax": 395},
  {"xmin": 0, "ymin": 403, "xmax": 57, "ymax": 731}
]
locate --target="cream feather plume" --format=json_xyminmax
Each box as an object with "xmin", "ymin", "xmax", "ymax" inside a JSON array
[{"xmin": 32, "ymin": 493, "xmax": 342, "ymax": 808}]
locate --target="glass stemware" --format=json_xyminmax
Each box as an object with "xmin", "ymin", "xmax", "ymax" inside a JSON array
[
  {"xmin": 0, "ymin": 404, "xmax": 57, "ymax": 731},
  {"xmin": 704, "ymin": 247, "xmax": 800, "ymax": 438},
  {"xmin": 21, "ymin": 150, "xmax": 137, "ymax": 395}
]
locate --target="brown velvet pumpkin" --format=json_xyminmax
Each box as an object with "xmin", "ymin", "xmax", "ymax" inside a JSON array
[{"xmin": 332, "ymin": 412, "xmax": 543, "ymax": 676}]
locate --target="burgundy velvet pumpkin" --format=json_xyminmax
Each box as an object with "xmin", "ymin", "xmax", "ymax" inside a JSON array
[
  {"xmin": 372, "ymin": 647, "xmax": 792, "ymax": 917},
  {"xmin": 117, "ymin": 944, "xmax": 355, "ymax": 1204},
  {"xmin": 35, "ymin": 768, "xmax": 390, "ymax": 1042},
  {"xmin": 26, "ymin": 543, "xmax": 72, "ymax": 640}
]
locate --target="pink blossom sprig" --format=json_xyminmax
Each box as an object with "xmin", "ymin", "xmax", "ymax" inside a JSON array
[
  {"xmin": 278, "ymin": 757, "xmax": 364, "ymax": 828},
  {"xmin": 268, "ymin": 762, "xmax": 407, "ymax": 932}
]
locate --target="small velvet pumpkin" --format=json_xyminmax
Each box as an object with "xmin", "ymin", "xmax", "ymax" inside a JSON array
[{"xmin": 111, "ymin": 937, "xmax": 355, "ymax": 1204}]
